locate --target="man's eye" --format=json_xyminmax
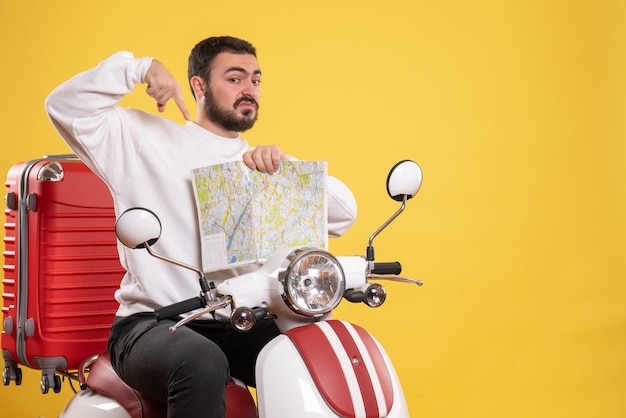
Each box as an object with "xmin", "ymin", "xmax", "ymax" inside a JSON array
[
  {"xmin": 252, "ymin": 79, "xmax": 261, "ymax": 86},
  {"xmin": 229, "ymin": 78, "xmax": 240, "ymax": 83}
]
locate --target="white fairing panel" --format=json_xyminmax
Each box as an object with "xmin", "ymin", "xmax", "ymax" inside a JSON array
[
  {"xmin": 59, "ymin": 389, "xmax": 131, "ymax": 418},
  {"xmin": 256, "ymin": 329, "xmax": 409, "ymax": 418},
  {"xmin": 257, "ymin": 335, "xmax": 335, "ymax": 417}
]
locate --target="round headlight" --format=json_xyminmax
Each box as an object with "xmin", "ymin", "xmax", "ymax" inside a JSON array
[{"xmin": 279, "ymin": 249, "xmax": 346, "ymax": 317}]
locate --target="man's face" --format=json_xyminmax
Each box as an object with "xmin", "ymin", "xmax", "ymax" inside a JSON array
[{"xmin": 203, "ymin": 52, "xmax": 261, "ymax": 133}]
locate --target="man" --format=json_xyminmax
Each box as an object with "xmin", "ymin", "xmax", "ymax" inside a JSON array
[{"xmin": 45, "ymin": 36, "xmax": 357, "ymax": 418}]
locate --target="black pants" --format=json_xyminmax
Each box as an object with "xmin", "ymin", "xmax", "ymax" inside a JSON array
[{"xmin": 108, "ymin": 313, "xmax": 280, "ymax": 418}]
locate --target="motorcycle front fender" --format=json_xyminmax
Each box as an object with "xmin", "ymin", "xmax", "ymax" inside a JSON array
[
  {"xmin": 59, "ymin": 389, "xmax": 131, "ymax": 418},
  {"xmin": 256, "ymin": 320, "xmax": 409, "ymax": 418}
]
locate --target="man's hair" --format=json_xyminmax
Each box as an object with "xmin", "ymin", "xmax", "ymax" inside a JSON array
[{"xmin": 187, "ymin": 36, "xmax": 257, "ymax": 98}]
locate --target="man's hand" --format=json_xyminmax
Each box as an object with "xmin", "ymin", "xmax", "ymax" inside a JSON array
[
  {"xmin": 145, "ymin": 60, "xmax": 190, "ymax": 121},
  {"xmin": 243, "ymin": 145, "xmax": 290, "ymax": 174}
]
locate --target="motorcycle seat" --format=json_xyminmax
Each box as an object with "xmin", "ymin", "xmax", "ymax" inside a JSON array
[{"xmin": 84, "ymin": 351, "xmax": 257, "ymax": 418}]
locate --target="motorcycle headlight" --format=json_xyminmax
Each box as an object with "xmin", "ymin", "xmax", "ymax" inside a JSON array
[{"xmin": 279, "ymin": 248, "xmax": 346, "ymax": 317}]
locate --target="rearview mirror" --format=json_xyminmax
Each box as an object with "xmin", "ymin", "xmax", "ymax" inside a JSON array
[
  {"xmin": 386, "ymin": 160, "xmax": 422, "ymax": 202},
  {"xmin": 115, "ymin": 207, "xmax": 162, "ymax": 249}
]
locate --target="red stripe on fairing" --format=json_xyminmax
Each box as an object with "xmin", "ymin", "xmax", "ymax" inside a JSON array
[
  {"xmin": 285, "ymin": 320, "xmax": 395, "ymax": 418},
  {"xmin": 327, "ymin": 321, "xmax": 380, "ymax": 417},
  {"xmin": 285, "ymin": 323, "xmax": 355, "ymax": 417},
  {"xmin": 352, "ymin": 323, "xmax": 394, "ymax": 411}
]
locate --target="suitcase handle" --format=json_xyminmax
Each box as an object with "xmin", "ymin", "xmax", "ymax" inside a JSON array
[{"xmin": 42, "ymin": 154, "xmax": 78, "ymax": 160}]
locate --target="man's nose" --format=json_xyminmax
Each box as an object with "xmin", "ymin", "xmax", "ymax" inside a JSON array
[{"xmin": 241, "ymin": 81, "xmax": 259, "ymax": 98}]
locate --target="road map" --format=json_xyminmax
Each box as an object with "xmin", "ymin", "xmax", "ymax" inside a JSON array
[{"xmin": 193, "ymin": 160, "xmax": 328, "ymax": 272}]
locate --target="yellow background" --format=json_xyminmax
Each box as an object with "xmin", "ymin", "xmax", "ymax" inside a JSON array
[{"xmin": 1, "ymin": 0, "xmax": 625, "ymax": 417}]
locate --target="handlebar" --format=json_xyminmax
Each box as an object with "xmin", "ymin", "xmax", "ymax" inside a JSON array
[
  {"xmin": 372, "ymin": 261, "xmax": 402, "ymax": 275},
  {"xmin": 154, "ymin": 296, "xmax": 205, "ymax": 321},
  {"xmin": 153, "ymin": 262, "xmax": 411, "ymax": 322}
]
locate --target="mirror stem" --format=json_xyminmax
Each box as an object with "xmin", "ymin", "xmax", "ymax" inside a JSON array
[
  {"xmin": 144, "ymin": 245, "xmax": 203, "ymax": 279},
  {"xmin": 144, "ymin": 244, "xmax": 216, "ymax": 301},
  {"xmin": 367, "ymin": 195, "xmax": 408, "ymax": 268}
]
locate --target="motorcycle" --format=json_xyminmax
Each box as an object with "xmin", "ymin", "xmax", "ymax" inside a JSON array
[{"xmin": 59, "ymin": 159, "xmax": 424, "ymax": 418}]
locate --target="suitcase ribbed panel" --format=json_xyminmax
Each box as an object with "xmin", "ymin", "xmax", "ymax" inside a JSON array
[
  {"xmin": 23, "ymin": 160, "xmax": 124, "ymax": 370},
  {"xmin": 36, "ymin": 211, "xmax": 120, "ymax": 341}
]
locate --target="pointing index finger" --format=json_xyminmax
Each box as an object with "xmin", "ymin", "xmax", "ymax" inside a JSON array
[{"xmin": 173, "ymin": 90, "xmax": 190, "ymax": 121}]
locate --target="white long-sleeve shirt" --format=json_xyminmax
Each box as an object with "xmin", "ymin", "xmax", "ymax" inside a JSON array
[{"xmin": 45, "ymin": 51, "xmax": 357, "ymax": 317}]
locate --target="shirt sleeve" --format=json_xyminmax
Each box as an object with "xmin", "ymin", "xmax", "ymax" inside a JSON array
[
  {"xmin": 327, "ymin": 175, "xmax": 358, "ymax": 238},
  {"xmin": 45, "ymin": 51, "xmax": 152, "ymax": 129},
  {"xmin": 44, "ymin": 51, "xmax": 153, "ymax": 185}
]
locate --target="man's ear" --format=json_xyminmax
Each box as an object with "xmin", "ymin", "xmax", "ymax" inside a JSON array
[{"xmin": 190, "ymin": 76, "xmax": 205, "ymax": 102}]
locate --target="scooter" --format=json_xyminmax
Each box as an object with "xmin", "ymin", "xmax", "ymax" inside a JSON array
[{"xmin": 59, "ymin": 159, "xmax": 424, "ymax": 418}]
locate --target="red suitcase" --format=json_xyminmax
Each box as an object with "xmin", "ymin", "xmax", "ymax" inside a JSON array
[{"xmin": 1, "ymin": 155, "xmax": 124, "ymax": 393}]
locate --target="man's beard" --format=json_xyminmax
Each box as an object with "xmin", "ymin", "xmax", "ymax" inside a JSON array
[{"xmin": 203, "ymin": 88, "xmax": 259, "ymax": 133}]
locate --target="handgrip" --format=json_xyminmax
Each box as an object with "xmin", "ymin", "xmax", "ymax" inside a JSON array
[
  {"xmin": 154, "ymin": 297, "xmax": 205, "ymax": 321},
  {"xmin": 372, "ymin": 262, "xmax": 402, "ymax": 275}
]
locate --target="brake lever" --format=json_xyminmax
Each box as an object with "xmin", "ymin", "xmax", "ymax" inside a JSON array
[
  {"xmin": 367, "ymin": 274, "xmax": 424, "ymax": 286},
  {"xmin": 168, "ymin": 296, "xmax": 233, "ymax": 334}
]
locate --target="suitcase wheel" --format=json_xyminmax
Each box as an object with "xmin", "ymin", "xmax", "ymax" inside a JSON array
[
  {"xmin": 2, "ymin": 366, "xmax": 22, "ymax": 386},
  {"xmin": 40, "ymin": 373, "xmax": 62, "ymax": 394}
]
